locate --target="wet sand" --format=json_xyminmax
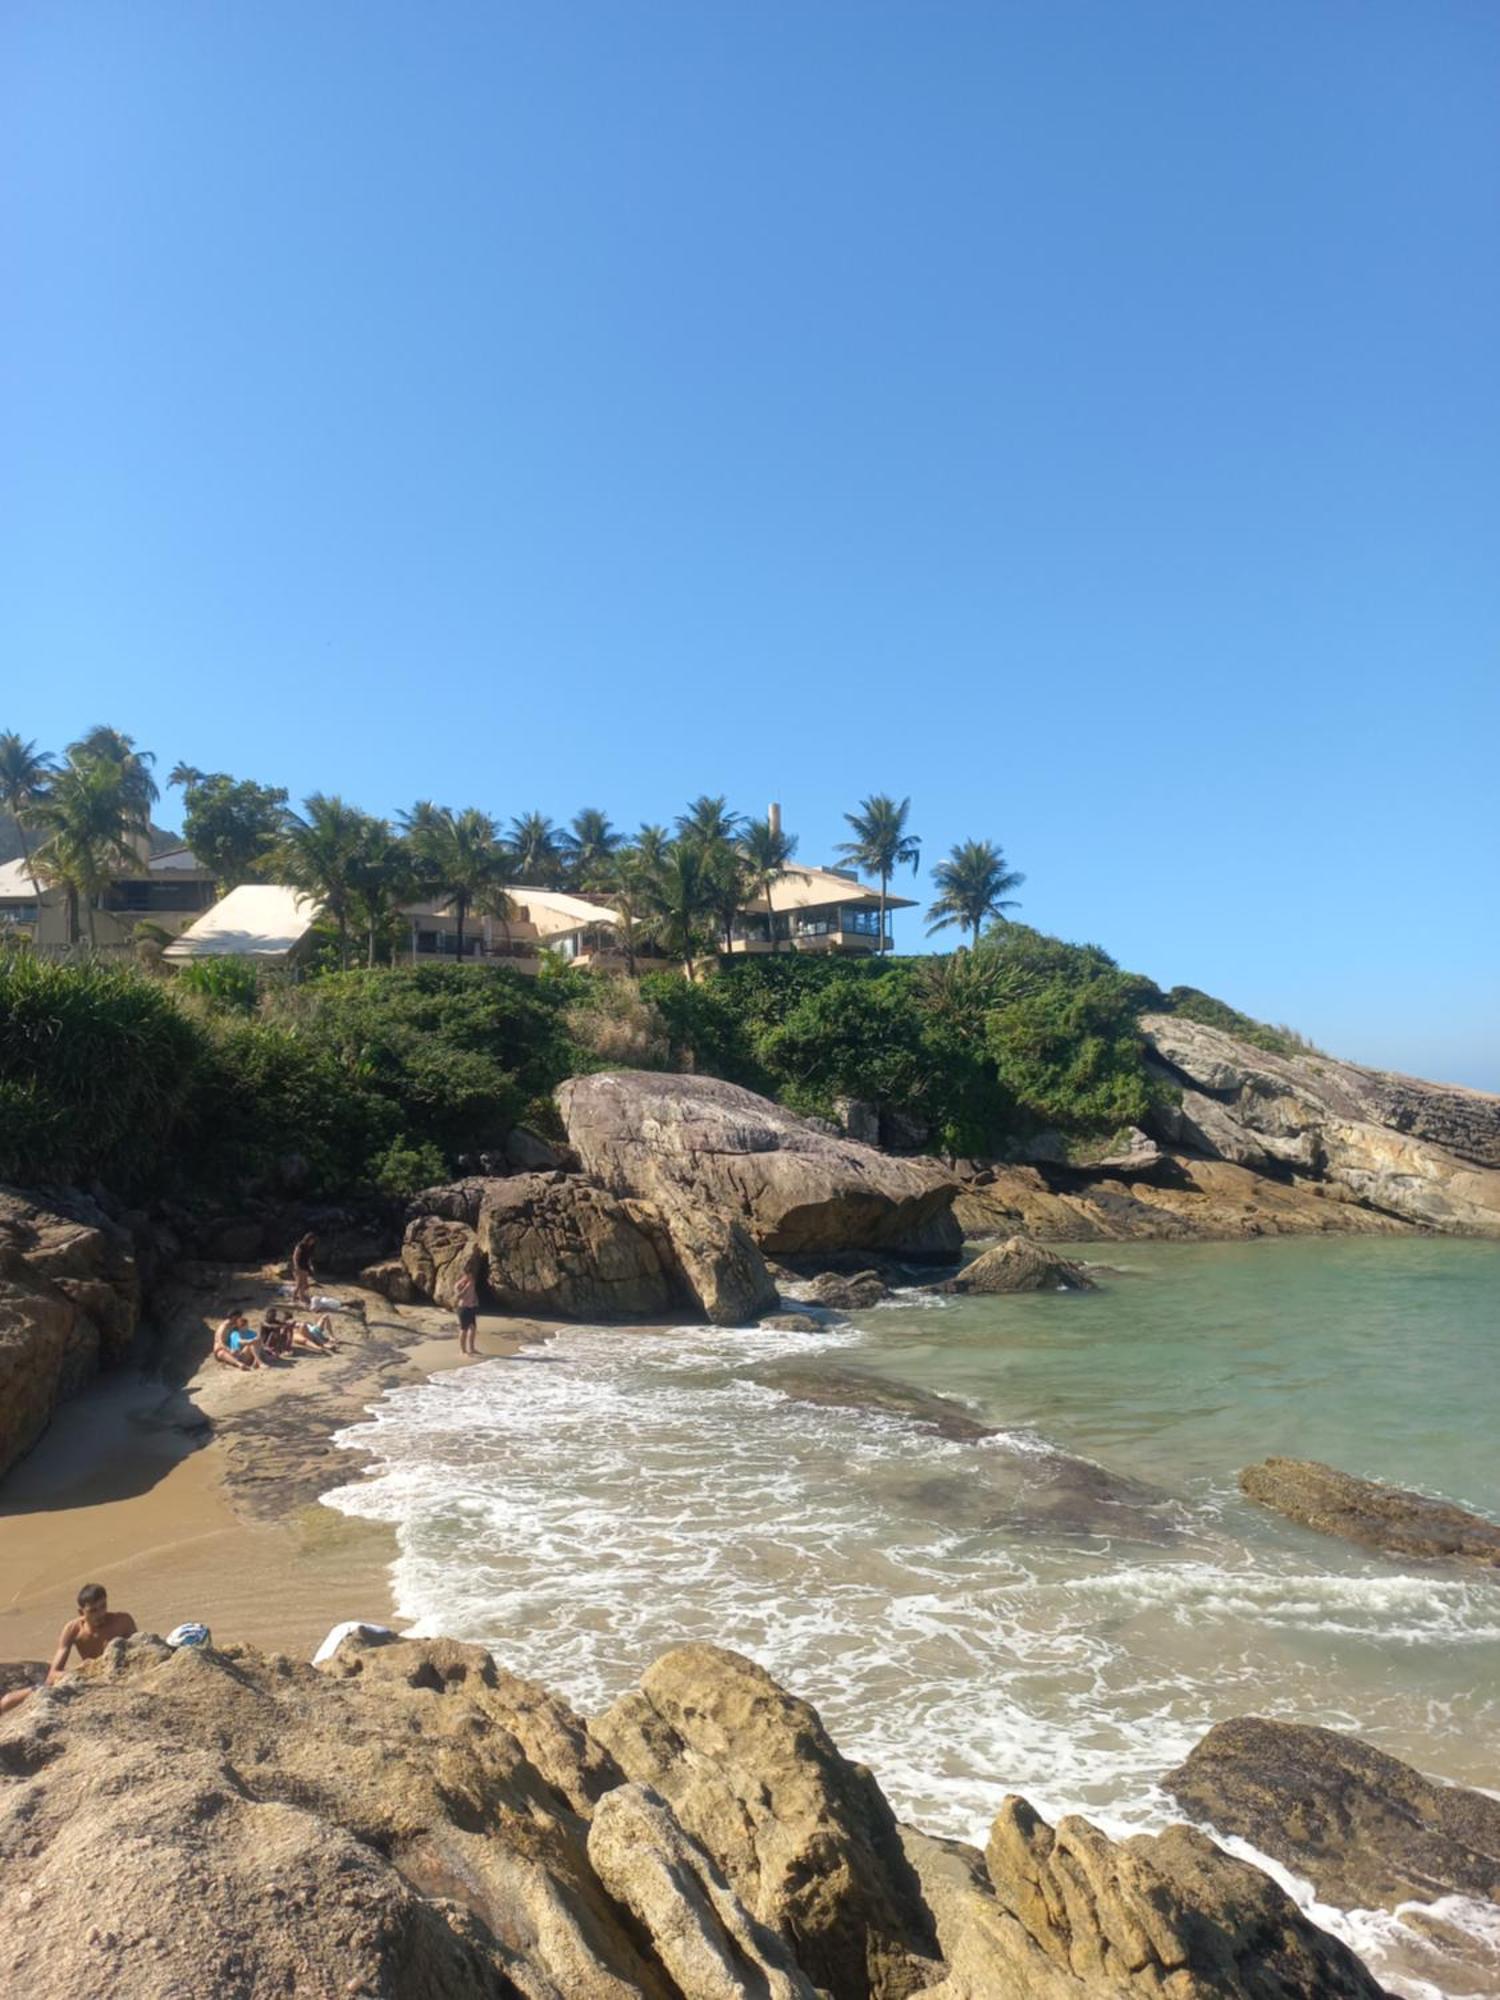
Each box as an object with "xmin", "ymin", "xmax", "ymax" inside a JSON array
[{"xmin": 0, "ymin": 1275, "xmax": 553, "ymax": 1667}]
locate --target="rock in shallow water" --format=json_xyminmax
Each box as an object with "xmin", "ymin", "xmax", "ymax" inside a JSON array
[
  {"xmin": 1240, "ymin": 1457, "xmax": 1500, "ymax": 1569},
  {"xmin": 939, "ymin": 1234, "xmax": 1096, "ymax": 1294},
  {"xmin": 1163, "ymin": 1715, "xmax": 1500, "ymax": 1913}
]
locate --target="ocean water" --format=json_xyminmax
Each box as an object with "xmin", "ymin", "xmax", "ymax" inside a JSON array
[{"xmin": 325, "ymin": 1237, "xmax": 1500, "ymax": 1998}]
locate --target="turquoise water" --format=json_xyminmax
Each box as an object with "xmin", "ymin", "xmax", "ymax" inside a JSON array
[{"xmin": 326, "ymin": 1238, "xmax": 1500, "ymax": 1995}]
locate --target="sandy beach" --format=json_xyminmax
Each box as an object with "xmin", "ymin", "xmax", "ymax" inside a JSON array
[{"xmin": 0, "ymin": 1270, "xmax": 555, "ymax": 1669}]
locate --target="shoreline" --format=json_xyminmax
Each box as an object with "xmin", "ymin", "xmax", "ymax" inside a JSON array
[{"xmin": 0, "ymin": 1268, "xmax": 558, "ymax": 1664}]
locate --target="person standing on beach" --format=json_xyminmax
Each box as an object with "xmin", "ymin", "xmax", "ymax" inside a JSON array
[
  {"xmin": 0, "ymin": 1584, "xmax": 136, "ymax": 1714},
  {"xmin": 455, "ymin": 1265, "xmax": 480, "ymax": 1356},
  {"xmin": 290, "ymin": 1232, "xmax": 317, "ymax": 1306}
]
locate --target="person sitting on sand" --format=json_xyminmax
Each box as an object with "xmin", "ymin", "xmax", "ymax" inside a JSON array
[
  {"xmin": 259, "ymin": 1307, "xmax": 296, "ymax": 1359},
  {"xmin": 0, "ymin": 1584, "xmax": 136, "ymax": 1714},
  {"xmin": 290, "ymin": 1232, "xmax": 318, "ymax": 1306},
  {"xmin": 455, "ymin": 1264, "xmax": 480, "ymax": 1356},
  {"xmin": 213, "ymin": 1309, "xmax": 270, "ymax": 1370}
]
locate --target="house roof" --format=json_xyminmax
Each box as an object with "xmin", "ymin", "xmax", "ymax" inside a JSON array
[
  {"xmin": 741, "ymin": 865, "xmax": 916, "ymax": 914},
  {"xmin": 0, "ymin": 857, "xmax": 41, "ymax": 901},
  {"xmin": 502, "ymin": 887, "xmax": 620, "ymax": 939},
  {"xmin": 147, "ymin": 844, "xmax": 211, "ymax": 874},
  {"xmin": 163, "ymin": 884, "xmax": 323, "ymax": 961}
]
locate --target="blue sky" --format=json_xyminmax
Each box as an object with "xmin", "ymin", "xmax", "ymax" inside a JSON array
[{"xmin": 3, "ymin": 3, "xmax": 1497, "ymax": 1086}]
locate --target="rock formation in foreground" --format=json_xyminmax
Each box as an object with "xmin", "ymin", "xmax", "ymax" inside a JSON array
[
  {"xmin": 1142, "ymin": 1014, "xmax": 1500, "ymax": 1236},
  {"xmin": 1240, "ymin": 1457, "xmax": 1500, "ymax": 1568},
  {"xmin": 938, "ymin": 1234, "xmax": 1096, "ymax": 1294},
  {"xmin": 558, "ymin": 1070, "xmax": 964, "ymax": 1261},
  {"xmin": 0, "ymin": 1186, "xmax": 141, "ymax": 1481},
  {"xmin": 0, "ymin": 1632, "xmax": 1392, "ymax": 1999}
]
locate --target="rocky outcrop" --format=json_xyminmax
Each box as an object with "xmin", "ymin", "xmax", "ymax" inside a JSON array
[
  {"xmin": 1142, "ymin": 1014, "xmax": 1500, "ymax": 1235},
  {"xmin": 559, "ymin": 1070, "xmax": 963, "ymax": 1261},
  {"xmin": 1164, "ymin": 1716, "xmax": 1500, "ymax": 1913},
  {"xmin": 0, "ymin": 1187, "xmax": 141, "ymax": 1478},
  {"xmin": 403, "ymin": 1170, "xmax": 775, "ymax": 1326},
  {"xmin": 587, "ymin": 1784, "xmax": 819, "ymax": 2000},
  {"xmin": 592, "ymin": 1644, "xmax": 945, "ymax": 1998},
  {"xmin": 964, "ymin": 1798, "xmax": 1387, "ymax": 1999},
  {"xmin": 477, "ymin": 1173, "xmax": 679, "ymax": 1321},
  {"xmin": 1240, "ymin": 1457, "xmax": 1500, "ymax": 1568},
  {"xmin": 939, "ymin": 1235, "xmax": 1096, "ymax": 1294},
  {"xmin": 0, "ymin": 1632, "xmax": 1399, "ymax": 2000},
  {"xmin": 954, "ymin": 1156, "xmax": 1412, "ymax": 1244},
  {"xmin": 399, "ymin": 1211, "xmax": 479, "ymax": 1309}
]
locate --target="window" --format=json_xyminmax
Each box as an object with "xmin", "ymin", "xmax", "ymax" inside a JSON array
[{"xmin": 104, "ymin": 879, "xmax": 217, "ymax": 914}]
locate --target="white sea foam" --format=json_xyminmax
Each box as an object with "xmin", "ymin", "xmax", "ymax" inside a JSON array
[{"xmin": 323, "ymin": 1312, "xmax": 1500, "ymax": 1998}]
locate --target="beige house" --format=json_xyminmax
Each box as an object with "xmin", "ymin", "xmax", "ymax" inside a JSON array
[
  {"xmin": 729, "ymin": 864, "xmax": 913, "ymax": 955},
  {"xmin": 404, "ymin": 886, "xmax": 626, "ymax": 973},
  {"xmin": 0, "ymin": 845, "xmax": 218, "ymax": 953}
]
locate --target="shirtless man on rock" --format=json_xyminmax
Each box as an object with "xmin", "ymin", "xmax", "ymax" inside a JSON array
[{"xmin": 0, "ymin": 1583, "xmax": 137, "ymax": 1714}]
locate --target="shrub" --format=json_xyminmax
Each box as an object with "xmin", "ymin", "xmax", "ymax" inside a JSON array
[
  {"xmin": 173, "ymin": 956, "xmax": 261, "ymax": 1014},
  {"xmin": 0, "ymin": 954, "xmax": 203, "ymax": 1192}
]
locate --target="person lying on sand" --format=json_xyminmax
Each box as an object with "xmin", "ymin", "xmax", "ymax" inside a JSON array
[
  {"xmin": 262, "ymin": 1306, "xmax": 340, "ymax": 1356},
  {"xmin": 213, "ymin": 1310, "xmax": 271, "ymax": 1370},
  {"xmin": 292, "ymin": 1310, "xmax": 341, "ymax": 1354},
  {"xmin": 0, "ymin": 1584, "xmax": 136, "ymax": 1714}
]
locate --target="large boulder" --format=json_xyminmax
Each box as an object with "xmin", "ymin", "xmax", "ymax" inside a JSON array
[
  {"xmin": 558, "ymin": 1071, "xmax": 963, "ymax": 1261},
  {"xmin": 586, "ymin": 1783, "xmax": 819, "ymax": 2000},
  {"xmin": 592, "ymin": 1643, "xmax": 943, "ymax": 1999},
  {"xmin": 476, "ymin": 1173, "xmax": 679, "ymax": 1322},
  {"xmin": 0, "ymin": 1187, "xmax": 142, "ymax": 1479},
  {"xmin": 1164, "ymin": 1716, "xmax": 1500, "ymax": 1913},
  {"xmin": 1143, "ymin": 1014, "xmax": 1500, "ymax": 1234},
  {"xmin": 399, "ymin": 1212, "xmax": 479, "ymax": 1309},
  {"xmin": 949, "ymin": 1796, "xmax": 1389, "ymax": 1999},
  {"xmin": 404, "ymin": 1170, "xmax": 776, "ymax": 1327},
  {"xmin": 1240, "ymin": 1457, "xmax": 1500, "ymax": 1568},
  {"xmin": 939, "ymin": 1235, "xmax": 1096, "ymax": 1294}
]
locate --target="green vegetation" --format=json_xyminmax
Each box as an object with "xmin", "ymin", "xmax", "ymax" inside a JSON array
[
  {"xmin": 1163, "ymin": 986, "xmax": 1322, "ymax": 1059},
  {"xmin": 1, "ymin": 716, "xmax": 1321, "ymax": 1209},
  {"xmin": 0, "ymin": 936, "xmax": 1315, "ymax": 1209},
  {"xmin": 0, "ymin": 954, "xmax": 592, "ymax": 1203}
]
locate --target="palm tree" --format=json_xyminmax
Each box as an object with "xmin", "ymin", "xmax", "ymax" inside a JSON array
[
  {"xmin": 404, "ymin": 805, "xmax": 510, "ymax": 960},
  {"xmin": 31, "ymin": 757, "xmax": 141, "ymax": 945},
  {"xmin": 0, "ymin": 732, "xmax": 56, "ymax": 877},
  {"xmin": 168, "ymin": 762, "xmax": 205, "ymax": 792},
  {"xmin": 348, "ymin": 814, "xmax": 412, "ymax": 967},
  {"xmin": 67, "ymin": 727, "xmax": 158, "ymax": 823},
  {"xmin": 279, "ymin": 793, "xmax": 368, "ymax": 969},
  {"xmin": 596, "ymin": 847, "xmax": 654, "ymax": 974},
  {"xmin": 632, "ymin": 823, "xmax": 672, "ymax": 873},
  {"xmin": 640, "ymin": 840, "xmax": 717, "ymax": 977},
  {"xmin": 739, "ymin": 816, "xmax": 799, "ymax": 952},
  {"xmin": 559, "ymin": 807, "xmax": 622, "ymax": 890},
  {"xmin": 675, "ymin": 795, "xmax": 744, "ymax": 846},
  {"xmin": 926, "ymin": 839, "xmax": 1026, "ymax": 950},
  {"xmin": 507, "ymin": 810, "xmax": 563, "ymax": 886},
  {"xmin": 836, "ymin": 794, "xmax": 921, "ymax": 956}
]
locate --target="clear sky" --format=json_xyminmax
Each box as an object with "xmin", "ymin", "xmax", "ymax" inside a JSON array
[{"xmin": 3, "ymin": 3, "xmax": 1497, "ymax": 1086}]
